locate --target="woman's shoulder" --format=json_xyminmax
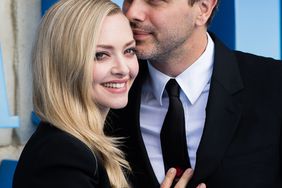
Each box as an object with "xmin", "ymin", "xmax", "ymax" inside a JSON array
[
  {"xmin": 13, "ymin": 122, "xmax": 110, "ymax": 187},
  {"xmin": 18, "ymin": 122, "xmax": 98, "ymax": 172},
  {"xmin": 34, "ymin": 122, "xmax": 92, "ymax": 149}
]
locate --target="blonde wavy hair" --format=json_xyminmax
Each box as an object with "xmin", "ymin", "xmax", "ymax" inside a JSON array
[{"xmin": 32, "ymin": 0, "xmax": 130, "ymax": 187}]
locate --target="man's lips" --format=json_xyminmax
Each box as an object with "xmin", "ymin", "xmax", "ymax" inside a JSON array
[{"xmin": 132, "ymin": 29, "xmax": 152, "ymax": 40}]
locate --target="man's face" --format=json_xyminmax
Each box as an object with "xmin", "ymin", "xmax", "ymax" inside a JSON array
[{"xmin": 123, "ymin": 0, "xmax": 199, "ymax": 61}]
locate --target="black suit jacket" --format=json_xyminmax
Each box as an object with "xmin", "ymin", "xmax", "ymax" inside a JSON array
[
  {"xmin": 13, "ymin": 122, "xmax": 110, "ymax": 188},
  {"xmin": 107, "ymin": 34, "xmax": 282, "ymax": 188}
]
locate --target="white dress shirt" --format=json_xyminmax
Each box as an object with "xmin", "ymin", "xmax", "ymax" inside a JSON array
[{"xmin": 140, "ymin": 33, "xmax": 215, "ymax": 182}]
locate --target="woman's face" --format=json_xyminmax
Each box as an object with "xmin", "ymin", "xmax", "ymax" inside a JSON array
[{"xmin": 92, "ymin": 13, "xmax": 138, "ymax": 112}]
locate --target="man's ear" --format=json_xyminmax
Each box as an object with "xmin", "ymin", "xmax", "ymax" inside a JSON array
[{"xmin": 195, "ymin": 0, "xmax": 217, "ymax": 26}]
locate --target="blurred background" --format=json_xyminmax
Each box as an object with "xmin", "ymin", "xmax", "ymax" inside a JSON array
[{"xmin": 0, "ymin": 0, "xmax": 281, "ymax": 187}]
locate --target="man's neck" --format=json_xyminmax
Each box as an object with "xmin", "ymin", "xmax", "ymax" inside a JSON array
[{"xmin": 149, "ymin": 31, "xmax": 208, "ymax": 77}]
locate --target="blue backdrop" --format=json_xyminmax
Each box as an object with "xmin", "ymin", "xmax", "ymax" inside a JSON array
[
  {"xmin": 41, "ymin": 0, "xmax": 58, "ymax": 16},
  {"xmin": 208, "ymin": 0, "xmax": 235, "ymax": 49}
]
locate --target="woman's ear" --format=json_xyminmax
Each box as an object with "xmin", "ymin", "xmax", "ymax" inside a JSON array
[{"xmin": 195, "ymin": 0, "xmax": 217, "ymax": 26}]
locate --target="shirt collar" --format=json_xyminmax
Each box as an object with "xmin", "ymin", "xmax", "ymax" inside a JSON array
[
  {"xmin": 148, "ymin": 63, "xmax": 170, "ymax": 106},
  {"xmin": 148, "ymin": 33, "xmax": 215, "ymax": 105}
]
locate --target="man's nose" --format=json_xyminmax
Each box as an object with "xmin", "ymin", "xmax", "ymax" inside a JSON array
[{"xmin": 123, "ymin": 0, "xmax": 146, "ymax": 22}]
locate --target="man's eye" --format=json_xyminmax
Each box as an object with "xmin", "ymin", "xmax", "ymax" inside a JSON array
[{"xmin": 95, "ymin": 52, "xmax": 108, "ymax": 61}]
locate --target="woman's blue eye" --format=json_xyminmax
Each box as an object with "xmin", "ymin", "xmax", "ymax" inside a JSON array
[
  {"xmin": 95, "ymin": 52, "xmax": 108, "ymax": 61},
  {"xmin": 125, "ymin": 47, "xmax": 137, "ymax": 55}
]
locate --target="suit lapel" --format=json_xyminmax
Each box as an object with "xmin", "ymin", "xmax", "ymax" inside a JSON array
[{"xmin": 191, "ymin": 35, "xmax": 244, "ymax": 185}]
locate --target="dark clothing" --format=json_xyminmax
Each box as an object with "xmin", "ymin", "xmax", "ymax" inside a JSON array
[
  {"xmin": 107, "ymin": 34, "xmax": 282, "ymax": 188},
  {"xmin": 13, "ymin": 122, "xmax": 110, "ymax": 188}
]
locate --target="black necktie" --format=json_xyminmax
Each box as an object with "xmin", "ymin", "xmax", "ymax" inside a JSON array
[{"xmin": 160, "ymin": 79, "xmax": 191, "ymax": 182}]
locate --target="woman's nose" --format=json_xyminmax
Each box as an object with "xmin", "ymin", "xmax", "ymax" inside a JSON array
[{"xmin": 111, "ymin": 59, "xmax": 130, "ymax": 77}]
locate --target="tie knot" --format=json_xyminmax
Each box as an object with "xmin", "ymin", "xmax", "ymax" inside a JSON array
[{"xmin": 165, "ymin": 79, "xmax": 180, "ymax": 98}]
